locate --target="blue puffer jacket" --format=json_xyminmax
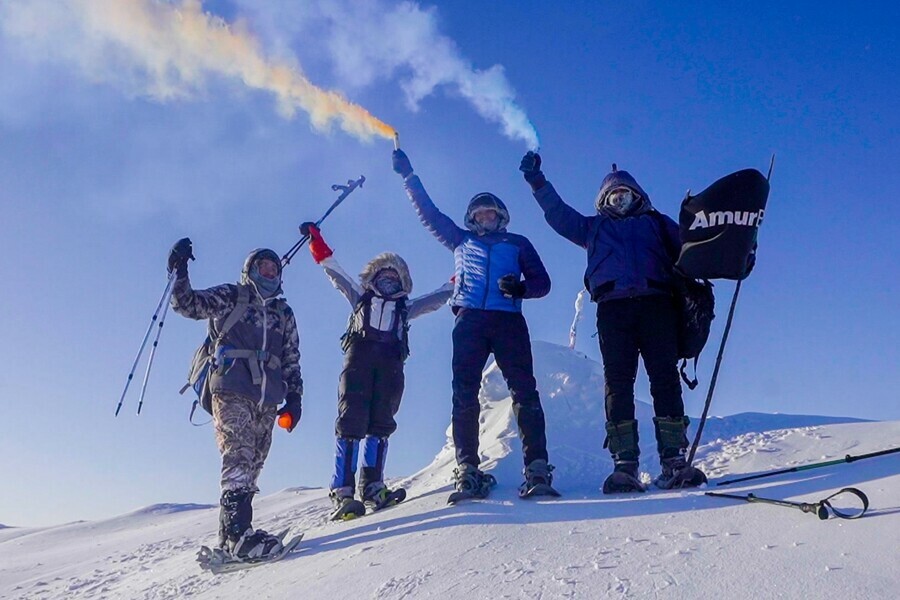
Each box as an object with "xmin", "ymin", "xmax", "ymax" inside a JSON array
[
  {"xmin": 533, "ymin": 181, "xmax": 679, "ymax": 302},
  {"xmin": 404, "ymin": 175, "xmax": 551, "ymax": 311}
]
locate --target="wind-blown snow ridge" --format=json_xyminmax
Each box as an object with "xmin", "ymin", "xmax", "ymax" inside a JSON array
[{"xmin": 1, "ymin": 341, "xmax": 897, "ymax": 599}]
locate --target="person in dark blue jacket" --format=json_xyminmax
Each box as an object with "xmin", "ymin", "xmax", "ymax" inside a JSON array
[
  {"xmin": 393, "ymin": 148, "xmax": 558, "ymax": 500},
  {"xmin": 519, "ymin": 151, "xmax": 707, "ymax": 493}
]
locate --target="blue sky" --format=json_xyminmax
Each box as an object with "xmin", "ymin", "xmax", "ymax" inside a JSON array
[{"xmin": 1, "ymin": 1, "xmax": 897, "ymax": 527}]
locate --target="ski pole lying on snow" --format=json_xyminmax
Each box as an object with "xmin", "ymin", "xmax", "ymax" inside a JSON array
[
  {"xmin": 715, "ymin": 446, "xmax": 900, "ymax": 487},
  {"xmin": 281, "ymin": 175, "xmax": 366, "ymax": 266},
  {"xmin": 115, "ymin": 271, "xmax": 178, "ymax": 416},
  {"xmin": 706, "ymin": 487, "xmax": 869, "ymax": 520}
]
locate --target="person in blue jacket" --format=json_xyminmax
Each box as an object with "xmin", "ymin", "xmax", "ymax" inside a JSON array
[
  {"xmin": 393, "ymin": 148, "xmax": 558, "ymax": 499},
  {"xmin": 519, "ymin": 151, "xmax": 707, "ymax": 493}
]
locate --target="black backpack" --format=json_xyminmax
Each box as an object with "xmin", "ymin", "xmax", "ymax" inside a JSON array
[{"xmin": 650, "ymin": 211, "xmax": 716, "ymax": 390}]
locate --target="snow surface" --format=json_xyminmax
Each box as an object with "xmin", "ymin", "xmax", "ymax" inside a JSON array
[{"xmin": 1, "ymin": 341, "xmax": 897, "ymax": 599}]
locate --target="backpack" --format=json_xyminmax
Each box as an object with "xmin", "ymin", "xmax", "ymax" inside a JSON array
[
  {"xmin": 650, "ymin": 211, "xmax": 716, "ymax": 390},
  {"xmin": 179, "ymin": 285, "xmax": 251, "ymax": 424}
]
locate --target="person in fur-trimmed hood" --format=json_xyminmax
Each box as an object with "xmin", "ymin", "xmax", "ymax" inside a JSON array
[{"xmin": 299, "ymin": 222, "xmax": 452, "ymax": 520}]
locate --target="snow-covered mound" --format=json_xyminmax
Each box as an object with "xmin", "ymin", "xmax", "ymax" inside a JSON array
[{"xmin": 2, "ymin": 342, "xmax": 897, "ymax": 599}]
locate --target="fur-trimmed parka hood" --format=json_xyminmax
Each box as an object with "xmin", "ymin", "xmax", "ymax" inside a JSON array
[{"xmin": 359, "ymin": 252, "xmax": 413, "ymax": 297}]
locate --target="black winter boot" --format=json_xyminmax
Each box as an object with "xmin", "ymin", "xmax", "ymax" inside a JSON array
[
  {"xmin": 652, "ymin": 416, "xmax": 708, "ymax": 489},
  {"xmin": 219, "ymin": 488, "xmax": 283, "ymax": 559},
  {"xmin": 602, "ymin": 420, "xmax": 646, "ymax": 494}
]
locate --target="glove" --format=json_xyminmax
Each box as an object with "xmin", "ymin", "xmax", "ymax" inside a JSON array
[
  {"xmin": 167, "ymin": 237, "xmax": 194, "ymax": 275},
  {"xmin": 519, "ymin": 151, "xmax": 546, "ymax": 191},
  {"xmin": 392, "ymin": 149, "xmax": 413, "ymax": 178},
  {"xmin": 498, "ymin": 274, "xmax": 527, "ymax": 299},
  {"xmin": 277, "ymin": 392, "xmax": 302, "ymax": 432},
  {"xmin": 300, "ymin": 222, "xmax": 333, "ymax": 263}
]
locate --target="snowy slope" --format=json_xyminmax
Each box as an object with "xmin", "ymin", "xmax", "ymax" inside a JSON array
[{"xmin": 2, "ymin": 342, "xmax": 898, "ymax": 599}]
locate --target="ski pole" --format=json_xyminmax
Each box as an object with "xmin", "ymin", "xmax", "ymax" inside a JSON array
[
  {"xmin": 715, "ymin": 446, "xmax": 900, "ymax": 486},
  {"xmin": 115, "ymin": 272, "xmax": 177, "ymax": 416},
  {"xmin": 706, "ymin": 487, "xmax": 869, "ymax": 520},
  {"xmin": 281, "ymin": 175, "xmax": 366, "ymax": 266},
  {"xmin": 686, "ymin": 154, "xmax": 775, "ymax": 465},
  {"xmin": 136, "ymin": 281, "xmax": 176, "ymax": 415}
]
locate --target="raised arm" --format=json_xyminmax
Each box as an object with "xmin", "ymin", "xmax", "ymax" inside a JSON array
[
  {"xmin": 393, "ymin": 150, "xmax": 466, "ymax": 251},
  {"xmin": 167, "ymin": 238, "xmax": 239, "ymax": 320},
  {"xmin": 406, "ymin": 281, "xmax": 453, "ymax": 320},
  {"xmin": 300, "ymin": 222, "xmax": 364, "ymax": 306},
  {"xmin": 520, "ymin": 152, "xmax": 591, "ymax": 247}
]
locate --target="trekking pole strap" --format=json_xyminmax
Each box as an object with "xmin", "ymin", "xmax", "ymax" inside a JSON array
[{"xmin": 819, "ymin": 487, "xmax": 869, "ymax": 520}]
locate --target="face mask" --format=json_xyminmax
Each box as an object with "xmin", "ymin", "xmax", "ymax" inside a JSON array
[
  {"xmin": 249, "ymin": 263, "xmax": 281, "ymax": 298},
  {"xmin": 606, "ymin": 188, "xmax": 637, "ymax": 215},
  {"xmin": 373, "ymin": 271, "xmax": 403, "ymax": 297}
]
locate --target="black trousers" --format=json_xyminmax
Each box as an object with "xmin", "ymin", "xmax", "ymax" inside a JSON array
[
  {"xmin": 451, "ymin": 309, "xmax": 548, "ymax": 467},
  {"xmin": 596, "ymin": 295, "xmax": 684, "ymax": 422},
  {"xmin": 335, "ymin": 340, "xmax": 405, "ymax": 439}
]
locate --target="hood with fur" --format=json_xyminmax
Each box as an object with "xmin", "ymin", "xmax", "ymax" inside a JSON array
[
  {"xmin": 359, "ymin": 252, "xmax": 413, "ymax": 297},
  {"xmin": 594, "ymin": 164, "xmax": 653, "ymax": 216}
]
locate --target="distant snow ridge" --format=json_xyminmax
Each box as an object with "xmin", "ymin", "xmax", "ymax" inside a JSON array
[{"xmin": 407, "ymin": 340, "xmax": 865, "ymax": 493}]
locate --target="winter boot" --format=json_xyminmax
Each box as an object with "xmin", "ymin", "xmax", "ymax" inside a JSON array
[
  {"xmin": 448, "ymin": 463, "xmax": 497, "ymax": 504},
  {"xmin": 652, "ymin": 416, "xmax": 708, "ymax": 489},
  {"xmin": 329, "ymin": 486, "xmax": 366, "ymax": 521},
  {"xmin": 601, "ymin": 420, "xmax": 647, "ymax": 494},
  {"xmin": 360, "ymin": 481, "xmax": 407, "ymax": 512},
  {"xmin": 518, "ymin": 459, "xmax": 561, "ymax": 498},
  {"xmin": 219, "ymin": 488, "xmax": 283, "ymax": 559}
]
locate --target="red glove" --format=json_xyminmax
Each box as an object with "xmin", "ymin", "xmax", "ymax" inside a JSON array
[{"xmin": 300, "ymin": 222, "xmax": 333, "ymax": 263}]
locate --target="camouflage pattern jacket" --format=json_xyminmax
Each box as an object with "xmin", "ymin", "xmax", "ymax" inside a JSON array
[{"xmin": 171, "ymin": 273, "xmax": 302, "ymax": 406}]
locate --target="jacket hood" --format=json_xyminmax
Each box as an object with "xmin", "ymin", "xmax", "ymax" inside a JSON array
[
  {"xmin": 464, "ymin": 192, "xmax": 510, "ymax": 234},
  {"xmin": 594, "ymin": 164, "xmax": 653, "ymax": 216},
  {"xmin": 241, "ymin": 248, "xmax": 283, "ymax": 295},
  {"xmin": 359, "ymin": 252, "xmax": 413, "ymax": 297}
]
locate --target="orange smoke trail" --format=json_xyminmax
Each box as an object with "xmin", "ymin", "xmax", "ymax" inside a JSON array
[{"xmin": 77, "ymin": 0, "xmax": 396, "ymax": 141}]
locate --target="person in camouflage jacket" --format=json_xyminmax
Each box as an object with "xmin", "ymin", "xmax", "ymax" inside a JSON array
[{"xmin": 168, "ymin": 238, "xmax": 302, "ymax": 560}]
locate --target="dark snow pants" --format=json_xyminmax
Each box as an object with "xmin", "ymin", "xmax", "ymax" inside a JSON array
[
  {"xmin": 596, "ymin": 295, "xmax": 684, "ymax": 423},
  {"xmin": 335, "ymin": 339, "xmax": 405, "ymax": 439},
  {"xmin": 451, "ymin": 309, "xmax": 548, "ymax": 468}
]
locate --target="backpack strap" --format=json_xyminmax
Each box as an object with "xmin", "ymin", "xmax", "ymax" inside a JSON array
[
  {"xmin": 214, "ymin": 285, "xmax": 251, "ymax": 344},
  {"xmin": 680, "ymin": 358, "xmax": 699, "ymax": 390}
]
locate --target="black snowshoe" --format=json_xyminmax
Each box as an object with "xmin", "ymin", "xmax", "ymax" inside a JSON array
[
  {"xmin": 602, "ymin": 461, "xmax": 647, "ymax": 494},
  {"xmin": 448, "ymin": 464, "xmax": 497, "ymax": 504},
  {"xmin": 518, "ymin": 459, "xmax": 561, "ymax": 499},
  {"xmin": 329, "ymin": 490, "xmax": 366, "ymax": 521},
  {"xmin": 362, "ymin": 482, "xmax": 407, "ymax": 512},
  {"xmin": 198, "ymin": 530, "xmax": 304, "ymax": 574},
  {"xmin": 653, "ymin": 456, "xmax": 708, "ymax": 490}
]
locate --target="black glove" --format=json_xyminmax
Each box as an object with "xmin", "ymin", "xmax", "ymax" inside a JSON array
[
  {"xmin": 167, "ymin": 237, "xmax": 194, "ymax": 275},
  {"xmin": 277, "ymin": 392, "xmax": 302, "ymax": 433},
  {"xmin": 392, "ymin": 149, "xmax": 413, "ymax": 178},
  {"xmin": 299, "ymin": 221, "xmax": 315, "ymax": 237},
  {"xmin": 498, "ymin": 274, "xmax": 527, "ymax": 299},
  {"xmin": 519, "ymin": 151, "xmax": 546, "ymax": 190}
]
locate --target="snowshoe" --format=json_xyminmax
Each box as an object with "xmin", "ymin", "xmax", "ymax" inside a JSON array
[
  {"xmin": 518, "ymin": 459, "xmax": 561, "ymax": 499},
  {"xmin": 197, "ymin": 532, "xmax": 303, "ymax": 574},
  {"xmin": 653, "ymin": 456, "xmax": 708, "ymax": 490},
  {"xmin": 448, "ymin": 464, "xmax": 497, "ymax": 504},
  {"xmin": 329, "ymin": 490, "xmax": 367, "ymax": 521},
  {"xmin": 362, "ymin": 483, "xmax": 407, "ymax": 512},
  {"xmin": 602, "ymin": 461, "xmax": 647, "ymax": 494}
]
